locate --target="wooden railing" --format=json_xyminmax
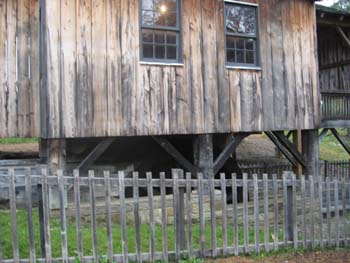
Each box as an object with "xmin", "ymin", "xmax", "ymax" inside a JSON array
[
  {"xmin": 321, "ymin": 92, "xmax": 350, "ymax": 120},
  {"xmin": 0, "ymin": 169, "xmax": 350, "ymax": 262}
]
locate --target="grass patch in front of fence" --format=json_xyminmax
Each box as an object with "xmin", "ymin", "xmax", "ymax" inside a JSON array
[{"xmin": 0, "ymin": 209, "xmax": 282, "ymax": 260}]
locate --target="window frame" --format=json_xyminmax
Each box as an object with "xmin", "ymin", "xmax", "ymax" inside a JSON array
[
  {"xmin": 139, "ymin": 0, "xmax": 183, "ymax": 63},
  {"xmin": 224, "ymin": 0, "xmax": 260, "ymax": 68}
]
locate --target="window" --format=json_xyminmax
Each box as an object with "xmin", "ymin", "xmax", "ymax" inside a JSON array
[
  {"xmin": 224, "ymin": 2, "xmax": 259, "ymax": 67},
  {"xmin": 140, "ymin": 0, "xmax": 181, "ymax": 62}
]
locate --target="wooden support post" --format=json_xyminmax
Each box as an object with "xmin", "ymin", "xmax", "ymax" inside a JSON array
[
  {"xmin": 153, "ymin": 137, "xmax": 196, "ymax": 174},
  {"xmin": 41, "ymin": 139, "xmax": 67, "ymax": 209},
  {"xmin": 330, "ymin": 128, "xmax": 350, "ymax": 155},
  {"xmin": 76, "ymin": 138, "xmax": 115, "ymax": 175},
  {"xmin": 302, "ymin": 130, "xmax": 320, "ymax": 176},
  {"xmin": 193, "ymin": 134, "xmax": 214, "ymax": 178},
  {"xmin": 293, "ymin": 130, "xmax": 303, "ymax": 177}
]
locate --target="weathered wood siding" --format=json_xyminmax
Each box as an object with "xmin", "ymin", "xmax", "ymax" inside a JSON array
[
  {"xmin": 41, "ymin": 0, "xmax": 319, "ymax": 139},
  {"xmin": 318, "ymin": 26, "xmax": 350, "ymax": 93},
  {"xmin": 0, "ymin": 0, "xmax": 40, "ymax": 138}
]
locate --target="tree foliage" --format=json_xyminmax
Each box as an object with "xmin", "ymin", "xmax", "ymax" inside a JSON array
[{"xmin": 332, "ymin": 0, "xmax": 350, "ymax": 12}]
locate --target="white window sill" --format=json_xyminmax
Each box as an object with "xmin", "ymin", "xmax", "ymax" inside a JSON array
[
  {"xmin": 140, "ymin": 61, "xmax": 184, "ymax": 67},
  {"xmin": 226, "ymin": 65, "xmax": 262, "ymax": 71}
]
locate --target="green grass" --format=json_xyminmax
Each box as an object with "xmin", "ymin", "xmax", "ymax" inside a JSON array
[
  {"xmin": 0, "ymin": 137, "xmax": 39, "ymax": 144},
  {"xmin": 320, "ymin": 129, "xmax": 350, "ymax": 160},
  {"xmin": 0, "ymin": 209, "xmax": 284, "ymax": 260}
]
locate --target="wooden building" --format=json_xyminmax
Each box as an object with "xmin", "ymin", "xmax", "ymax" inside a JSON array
[{"xmin": 0, "ymin": 0, "xmax": 325, "ymax": 177}]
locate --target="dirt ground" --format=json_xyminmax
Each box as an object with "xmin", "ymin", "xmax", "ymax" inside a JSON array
[{"xmin": 211, "ymin": 250, "xmax": 350, "ymax": 263}]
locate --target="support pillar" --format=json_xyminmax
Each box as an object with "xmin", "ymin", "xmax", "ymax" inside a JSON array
[
  {"xmin": 193, "ymin": 134, "xmax": 214, "ymax": 178},
  {"xmin": 302, "ymin": 130, "xmax": 320, "ymax": 176},
  {"xmin": 39, "ymin": 139, "xmax": 67, "ymax": 209},
  {"xmin": 293, "ymin": 130, "xmax": 303, "ymax": 176}
]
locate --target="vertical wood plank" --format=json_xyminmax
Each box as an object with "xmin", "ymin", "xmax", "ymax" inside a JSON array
[
  {"xmin": 232, "ymin": 174, "xmax": 239, "ymax": 256},
  {"xmin": 133, "ymin": 172, "xmax": 141, "ymax": 263},
  {"xmin": 25, "ymin": 168, "xmax": 36, "ymax": 263},
  {"xmin": 42, "ymin": 168, "xmax": 52, "ymax": 262},
  {"xmin": 243, "ymin": 173, "xmax": 249, "ymax": 254},
  {"xmin": 9, "ymin": 168, "xmax": 19, "ymax": 262},
  {"xmin": 209, "ymin": 175, "xmax": 217, "ymax": 258},
  {"xmin": 73, "ymin": 170, "xmax": 83, "ymax": 261},
  {"xmin": 147, "ymin": 172, "xmax": 155, "ymax": 262},
  {"xmin": 253, "ymin": 174, "xmax": 259, "ymax": 254},
  {"xmin": 58, "ymin": 170, "xmax": 68, "ymax": 263},
  {"xmin": 263, "ymin": 174, "xmax": 269, "ymax": 252},
  {"xmin": 186, "ymin": 172, "xmax": 193, "ymax": 258},
  {"xmin": 318, "ymin": 175, "xmax": 324, "ymax": 248},
  {"xmin": 301, "ymin": 175, "xmax": 307, "ymax": 249},
  {"xmin": 334, "ymin": 178, "xmax": 340, "ymax": 248},
  {"xmin": 119, "ymin": 171, "xmax": 128, "ymax": 263},
  {"xmin": 198, "ymin": 173, "xmax": 205, "ymax": 257},
  {"xmin": 89, "ymin": 171, "xmax": 98, "ymax": 262},
  {"xmin": 104, "ymin": 171, "xmax": 113, "ymax": 262},
  {"xmin": 273, "ymin": 174, "xmax": 279, "ymax": 251},
  {"xmin": 310, "ymin": 176, "xmax": 315, "ymax": 249},
  {"xmin": 220, "ymin": 174, "xmax": 228, "ymax": 256}
]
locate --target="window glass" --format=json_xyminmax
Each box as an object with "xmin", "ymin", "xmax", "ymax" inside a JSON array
[
  {"xmin": 225, "ymin": 3, "xmax": 259, "ymax": 67},
  {"xmin": 141, "ymin": 0, "xmax": 181, "ymax": 62}
]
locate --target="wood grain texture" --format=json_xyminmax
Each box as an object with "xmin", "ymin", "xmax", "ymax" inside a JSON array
[
  {"xmin": 6, "ymin": 0, "xmax": 319, "ymax": 139},
  {"xmin": 0, "ymin": 0, "xmax": 40, "ymax": 138}
]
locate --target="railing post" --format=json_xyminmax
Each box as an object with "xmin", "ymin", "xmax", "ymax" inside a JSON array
[
  {"xmin": 37, "ymin": 183, "xmax": 46, "ymax": 258},
  {"xmin": 284, "ymin": 172, "xmax": 295, "ymax": 244}
]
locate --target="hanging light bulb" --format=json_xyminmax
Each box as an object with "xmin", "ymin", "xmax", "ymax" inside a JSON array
[{"xmin": 160, "ymin": 4, "xmax": 167, "ymax": 13}]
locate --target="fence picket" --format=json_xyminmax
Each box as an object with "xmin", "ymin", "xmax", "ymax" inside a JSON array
[
  {"xmin": 133, "ymin": 172, "xmax": 141, "ymax": 263},
  {"xmin": 253, "ymin": 174, "xmax": 259, "ymax": 254},
  {"xmin": 263, "ymin": 174, "xmax": 269, "ymax": 252},
  {"xmin": 326, "ymin": 177, "xmax": 331, "ymax": 247},
  {"xmin": 198, "ymin": 173, "xmax": 205, "ymax": 257},
  {"xmin": 342, "ymin": 178, "xmax": 347, "ymax": 246},
  {"xmin": 292, "ymin": 174, "xmax": 298, "ymax": 250},
  {"xmin": 334, "ymin": 178, "xmax": 340, "ymax": 248},
  {"xmin": 220, "ymin": 174, "xmax": 228, "ymax": 256},
  {"xmin": 147, "ymin": 172, "xmax": 155, "ymax": 263},
  {"xmin": 283, "ymin": 173, "xmax": 288, "ymax": 247},
  {"xmin": 243, "ymin": 173, "xmax": 249, "ymax": 254},
  {"xmin": 104, "ymin": 171, "xmax": 113, "ymax": 262},
  {"xmin": 232, "ymin": 174, "xmax": 239, "ymax": 256},
  {"xmin": 42, "ymin": 168, "xmax": 52, "ymax": 262},
  {"xmin": 273, "ymin": 174, "xmax": 279, "ymax": 251},
  {"xmin": 310, "ymin": 175, "xmax": 315, "ymax": 249},
  {"xmin": 73, "ymin": 170, "xmax": 83, "ymax": 261},
  {"xmin": 119, "ymin": 171, "xmax": 128, "ymax": 263},
  {"xmin": 318, "ymin": 175, "xmax": 324, "ymax": 248},
  {"xmin": 160, "ymin": 172, "xmax": 169, "ymax": 261},
  {"xmin": 9, "ymin": 168, "xmax": 19, "ymax": 262},
  {"xmin": 209, "ymin": 175, "xmax": 217, "ymax": 258},
  {"xmin": 58, "ymin": 170, "xmax": 68, "ymax": 263},
  {"xmin": 301, "ymin": 175, "xmax": 307, "ymax": 249},
  {"xmin": 25, "ymin": 168, "xmax": 36, "ymax": 263},
  {"xmin": 89, "ymin": 170, "xmax": 98, "ymax": 262}
]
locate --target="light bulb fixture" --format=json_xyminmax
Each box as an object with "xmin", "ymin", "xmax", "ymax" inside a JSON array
[{"xmin": 160, "ymin": 4, "xmax": 167, "ymax": 13}]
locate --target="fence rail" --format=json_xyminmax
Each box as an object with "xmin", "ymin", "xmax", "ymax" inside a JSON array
[{"xmin": 0, "ymin": 169, "xmax": 350, "ymax": 263}]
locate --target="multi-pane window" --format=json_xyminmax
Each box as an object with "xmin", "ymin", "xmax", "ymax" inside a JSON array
[
  {"xmin": 140, "ymin": 0, "xmax": 181, "ymax": 62},
  {"xmin": 225, "ymin": 2, "xmax": 259, "ymax": 67}
]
